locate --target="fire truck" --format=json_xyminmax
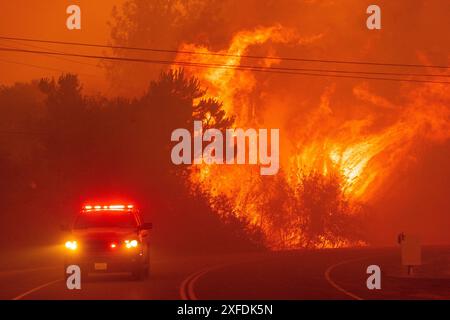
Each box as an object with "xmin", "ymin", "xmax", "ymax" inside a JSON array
[{"xmin": 62, "ymin": 204, "xmax": 152, "ymax": 280}]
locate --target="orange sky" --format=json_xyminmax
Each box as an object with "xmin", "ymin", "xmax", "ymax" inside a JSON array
[
  {"xmin": 1, "ymin": 0, "xmax": 448, "ymax": 96},
  {"xmin": 0, "ymin": 0, "xmax": 123, "ymax": 94}
]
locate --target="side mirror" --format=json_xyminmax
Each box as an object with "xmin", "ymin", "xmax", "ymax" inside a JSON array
[
  {"xmin": 60, "ymin": 224, "xmax": 70, "ymax": 232},
  {"xmin": 140, "ymin": 222, "xmax": 153, "ymax": 230}
]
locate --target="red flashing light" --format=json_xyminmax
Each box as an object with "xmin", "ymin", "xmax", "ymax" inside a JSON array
[
  {"xmin": 109, "ymin": 205, "xmax": 125, "ymax": 210},
  {"xmin": 83, "ymin": 204, "xmax": 135, "ymax": 212}
]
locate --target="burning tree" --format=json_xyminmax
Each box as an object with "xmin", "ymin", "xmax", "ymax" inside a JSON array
[
  {"xmin": 195, "ymin": 166, "xmax": 367, "ymax": 249},
  {"xmin": 290, "ymin": 171, "xmax": 366, "ymax": 248}
]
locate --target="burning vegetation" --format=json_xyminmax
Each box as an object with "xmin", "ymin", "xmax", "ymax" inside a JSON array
[{"xmin": 171, "ymin": 25, "xmax": 450, "ymax": 249}]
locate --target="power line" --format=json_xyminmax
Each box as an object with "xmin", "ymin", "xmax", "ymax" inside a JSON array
[
  {"xmin": 0, "ymin": 57, "xmax": 100, "ymax": 78},
  {"xmin": 0, "ymin": 57, "xmax": 70, "ymax": 74},
  {"xmin": 0, "ymin": 47, "xmax": 143, "ymax": 93},
  {"xmin": 0, "ymin": 35, "xmax": 448, "ymax": 70},
  {"xmin": 0, "ymin": 47, "xmax": 449, "ymax": 85},
  {"xmin": 0, "ymin": 38, "xmax": 103, "ymax": 70}
]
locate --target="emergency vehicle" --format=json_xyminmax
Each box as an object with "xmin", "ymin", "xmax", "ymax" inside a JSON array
[{"xmin": 63, "ymin": 204, "xmax": 152, "ymax": 280}]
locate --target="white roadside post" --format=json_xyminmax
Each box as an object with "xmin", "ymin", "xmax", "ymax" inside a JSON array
[{"xmin": 400, "ymin": 234, "xmax": 422, "ymax": 276}]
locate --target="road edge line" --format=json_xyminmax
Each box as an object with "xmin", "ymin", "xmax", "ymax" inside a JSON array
[
  {"xmin": 324, "ymin": 256, "xmax": 376, "ymax": 300},
  {"xmin": 12, "ymin": 278, "xmax": 63, "ymax": 300},
  {"xmin": 180, "ymin": 263, "xmax": 233, "ymax": 300}
]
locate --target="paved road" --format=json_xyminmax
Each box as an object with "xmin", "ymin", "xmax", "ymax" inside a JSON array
[{"xmin": 1, "ymin": 246, "xmax": 449, "ymax": 300}]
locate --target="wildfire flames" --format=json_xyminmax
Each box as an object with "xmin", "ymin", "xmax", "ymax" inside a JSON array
[{"xmin": 173, "ymin": 26, "xmax": 450, "ymax": 249}]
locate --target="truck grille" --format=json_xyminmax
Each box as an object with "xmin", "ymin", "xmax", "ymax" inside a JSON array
[{"xmin": 83, "ymin": 239, "xmax": 113, "ymax": 253}]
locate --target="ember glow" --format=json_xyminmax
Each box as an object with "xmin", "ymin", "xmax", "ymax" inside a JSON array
[{"xmin": 173, "ymin": 26, "xmax": 450, "ymax": 249}]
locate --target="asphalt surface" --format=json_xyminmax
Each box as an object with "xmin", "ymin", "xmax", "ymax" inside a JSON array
[{"xmin": 0, "ymin": 246, "xmax": 449, "ymax": 300}]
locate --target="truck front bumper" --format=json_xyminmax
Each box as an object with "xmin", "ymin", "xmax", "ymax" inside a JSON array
[{"xmin": 64, "ymin": 252, "xmax": 145, "ymax": 274}]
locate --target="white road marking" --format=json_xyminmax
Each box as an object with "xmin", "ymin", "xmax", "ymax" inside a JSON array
[
  {"xmin": 182, "ymin": 256, "xmax": 374, "ymax": 300},
  {"xmin": 324, "ymin": 256, "xmax": 378, "ymax": 300},
  {"xmin": 180, "ymin": 264, "xmax": 233, "ymax": 300},
  {"xmin": 12, "ymin": 278, "xmax": 63, "ymax": 300},
  {"xmin": 179, "ymin": 268, "xmax": 205, "ymax": 300}
]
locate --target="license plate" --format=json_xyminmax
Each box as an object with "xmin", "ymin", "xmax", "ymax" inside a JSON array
[{"xmin": 94, "ymin": 262, "xmax": 107, "ymax": 270}]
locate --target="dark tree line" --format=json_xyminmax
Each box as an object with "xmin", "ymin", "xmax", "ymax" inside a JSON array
[{"xmin": 0, "ymin": 70, "xmax": 255, "ymax": 253}]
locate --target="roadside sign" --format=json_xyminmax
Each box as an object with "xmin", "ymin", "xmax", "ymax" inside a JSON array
[{"xmin": 401, "ymin": 234, "xmax": 421, "ymax": 266}]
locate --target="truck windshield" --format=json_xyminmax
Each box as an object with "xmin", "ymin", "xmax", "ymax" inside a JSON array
[{"xmin": 74, "ymin": 213, "xmax": 137, "ymax": 229}]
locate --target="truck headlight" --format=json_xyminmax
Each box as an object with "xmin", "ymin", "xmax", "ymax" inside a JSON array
[
  {"xmin": 124, "ymin": 239, "xmax": 138, "ymax": 248},
  {"xmin": 65, "ymin": 240, "xmax": 78, "ymax": 250}
]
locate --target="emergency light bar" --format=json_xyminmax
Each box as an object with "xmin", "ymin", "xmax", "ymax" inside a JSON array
[{"xmin": 83, "ymin": 204, "xmax": 134, "ymax": 212}]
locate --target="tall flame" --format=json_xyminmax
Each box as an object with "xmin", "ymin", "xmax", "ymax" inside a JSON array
[
  {"xmin": 173, "ymin": 26, "xmax": 450, "ymax": 249},
  {"xmin": 175, "ymin": 25, "xmax": 298, "ymax": 124}
]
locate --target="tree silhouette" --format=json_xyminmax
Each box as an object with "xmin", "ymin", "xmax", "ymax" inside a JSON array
[
  {"xmin": 193, "ymin": 98, "xmax": 235, "ymax": 130},
  {"xmin": 294, "ymin": 172, "xmax": 366, "ymax": 248}
]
